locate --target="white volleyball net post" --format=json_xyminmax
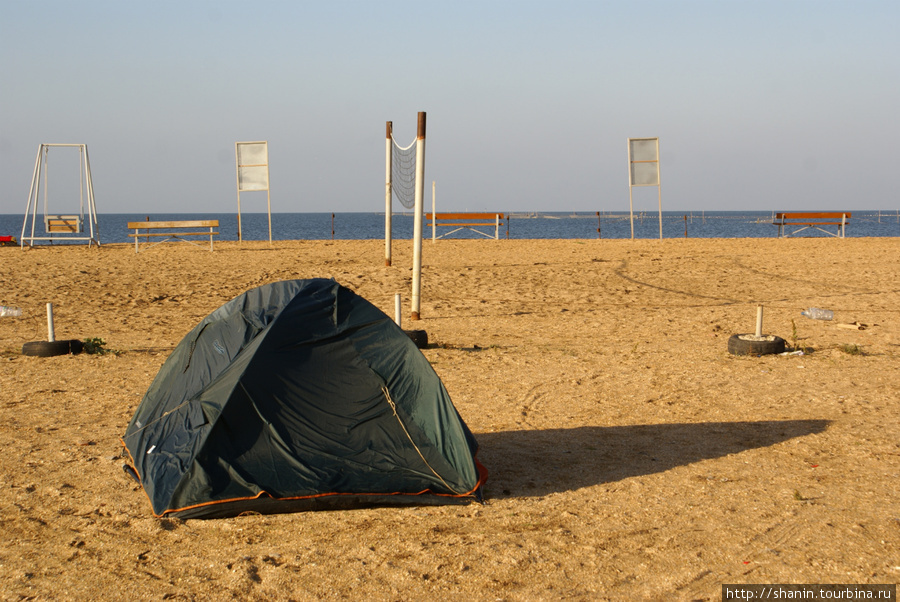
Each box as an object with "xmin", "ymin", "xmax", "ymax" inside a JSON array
[
  {"xmin": 411, "ymin": 112, "xmax": 426, "ymax": 320},
  {"xmin": 385, "ymin": 112, "xmax": 426, "ymax": 319},
  {"xmin": 385, "ymin": 122, "xmax": 393, "ymax": 266},
  {"xmin": 235, "ymin": 141, "xmax": 272, "ymax": 245},
  {"xmin": 627, "ymin": 137, "xmax": 662, "ymax": 240}
]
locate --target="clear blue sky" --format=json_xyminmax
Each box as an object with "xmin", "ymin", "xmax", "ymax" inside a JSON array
[{"xmin": 1, "ymin": 0, "xmax": 897, "ymax": 214}]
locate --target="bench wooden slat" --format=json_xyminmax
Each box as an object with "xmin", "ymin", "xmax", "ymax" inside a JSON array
[
  {"xmin": 775, "ymin": 212, "xmax": 851, "ymax": 220},
  {"xmin": 784, "ymin": 222, "xmax": 843, "ymax": 226},
  {"xmin": 128, "ymin": 232, "xmax": 219, "ymax": 238},
  {"xmin": 427, "ymin": 222, "xmax": 498, "ymax": 227},
  {"xmin": 426, "ymin": 213, "xmax": 504, "ymax": 220},
  {"xmin": 127, "ymin": 220, "xmax": 218, "ymax": 229}
]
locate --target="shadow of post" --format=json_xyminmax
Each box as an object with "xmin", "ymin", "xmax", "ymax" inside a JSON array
[{"xmin": 475, "ymin": 420, "xmax": 830, "ymax": 498}]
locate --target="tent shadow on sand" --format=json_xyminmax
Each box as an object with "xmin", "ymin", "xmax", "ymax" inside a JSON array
[{"xmin": 476, "ymin": 419, "xmax": 830, "ymax": 499}]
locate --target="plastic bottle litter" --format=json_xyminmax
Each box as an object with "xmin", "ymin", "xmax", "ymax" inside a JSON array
[
  {"xmin": 0, "ymin": 305, "xmax": 23, "ymax": 317},
  {"xmin": 801, "ymin": 307, "xmax": 833, "ymax": 320}
]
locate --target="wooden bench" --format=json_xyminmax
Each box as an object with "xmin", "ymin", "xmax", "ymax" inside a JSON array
[
  {"xmin": 45, "ymin": 214, "xmax": 82, "ymax": 233},
  {"xmin": 773, "ymin": 212, "xmax": 850, "ymax": 238},
  {"xmin": 426, "ymin": 213, "xmax": 506, "ymax": 240},
  {"xmin": 127, "ymin": 220, "xmax": 219, "ymax": 252}
]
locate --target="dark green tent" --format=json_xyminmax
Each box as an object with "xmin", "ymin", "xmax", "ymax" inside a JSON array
[{"xmin": 122, "ymin": 279, "xmax": 486, "ymax": 518}]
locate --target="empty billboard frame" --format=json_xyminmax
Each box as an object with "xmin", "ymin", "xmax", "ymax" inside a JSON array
[
  {"xmin": 235, "ymin": 141, "xmax": 272, "ymax": 244},
  {"xmin": 627, "ymin": 137, "xmax": 662, "ymax": 240}
]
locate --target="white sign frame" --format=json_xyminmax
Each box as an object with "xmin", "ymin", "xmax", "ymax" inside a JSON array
[
  {"xmin": 235, "ymin": 141, "xmax": 272, "ymax": 244},
  {"xmin": 627, "ymin": 137, "xmax": 662, "ymax": 239}
]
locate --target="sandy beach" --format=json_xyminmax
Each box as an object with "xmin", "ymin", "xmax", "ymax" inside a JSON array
[{"xmin": 1, "ymin": 237, "xmax": 898, "ymax": 600}]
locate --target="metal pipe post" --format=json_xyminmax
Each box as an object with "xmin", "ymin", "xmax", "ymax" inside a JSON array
[
  {"xmin": 411, "ymin": 112, "xmax": 426, "ymax": 320},
  {"xmin": 755, "ymin": 305, "xmax": 764, "ymax": 338},
  {"xmin": 235, "ymin": 143, "xmax": 243, "ymax": 243},
  {"xmin": 385, "ymin": 121, "xmax": 393, "ymax": 266},
  {"xmin": 47, "ymin": 303, "xmax": 56, "ymax": 342}
]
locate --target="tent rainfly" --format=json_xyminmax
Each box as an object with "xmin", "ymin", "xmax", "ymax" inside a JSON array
[{"xmin": 122, "ymin": 279, "xmax": 486, "ymax": 518}]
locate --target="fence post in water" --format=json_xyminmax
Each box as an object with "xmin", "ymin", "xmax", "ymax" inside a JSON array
[
  {"xmin": 597, "ymin": 211, "xmax": 601, "ymax": 239},
  {"xmin": 684, "ymin": 215, "xmax": 688, "ymax": 238},
  {"xmin": 331, "ymin": 213, "xmax": 334, "ymax": 240}
]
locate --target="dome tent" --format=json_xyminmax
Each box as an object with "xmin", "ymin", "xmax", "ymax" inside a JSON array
[{"xmin": 122, "ymin": 279, "xmax": 486, "ymax": 519}]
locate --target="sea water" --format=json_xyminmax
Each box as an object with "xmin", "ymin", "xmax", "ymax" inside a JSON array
[{"xmin": 1, "ymin": 211, "xmax": 898, "ymax": 244}]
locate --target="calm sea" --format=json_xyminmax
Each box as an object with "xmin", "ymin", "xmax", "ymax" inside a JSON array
[{"xmin": 2, "ymin": 211, "xmax": 899, "ymax": 244}]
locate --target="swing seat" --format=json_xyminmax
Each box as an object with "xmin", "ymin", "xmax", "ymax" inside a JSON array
[{"xmin": 45, "ymin": 215, "xmax": 83, "ymax": 233}]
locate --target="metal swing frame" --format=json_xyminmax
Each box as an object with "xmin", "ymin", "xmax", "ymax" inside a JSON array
[{"xmin": 21, "ymin": 143, "xmax": 100, "ymax": 248}]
